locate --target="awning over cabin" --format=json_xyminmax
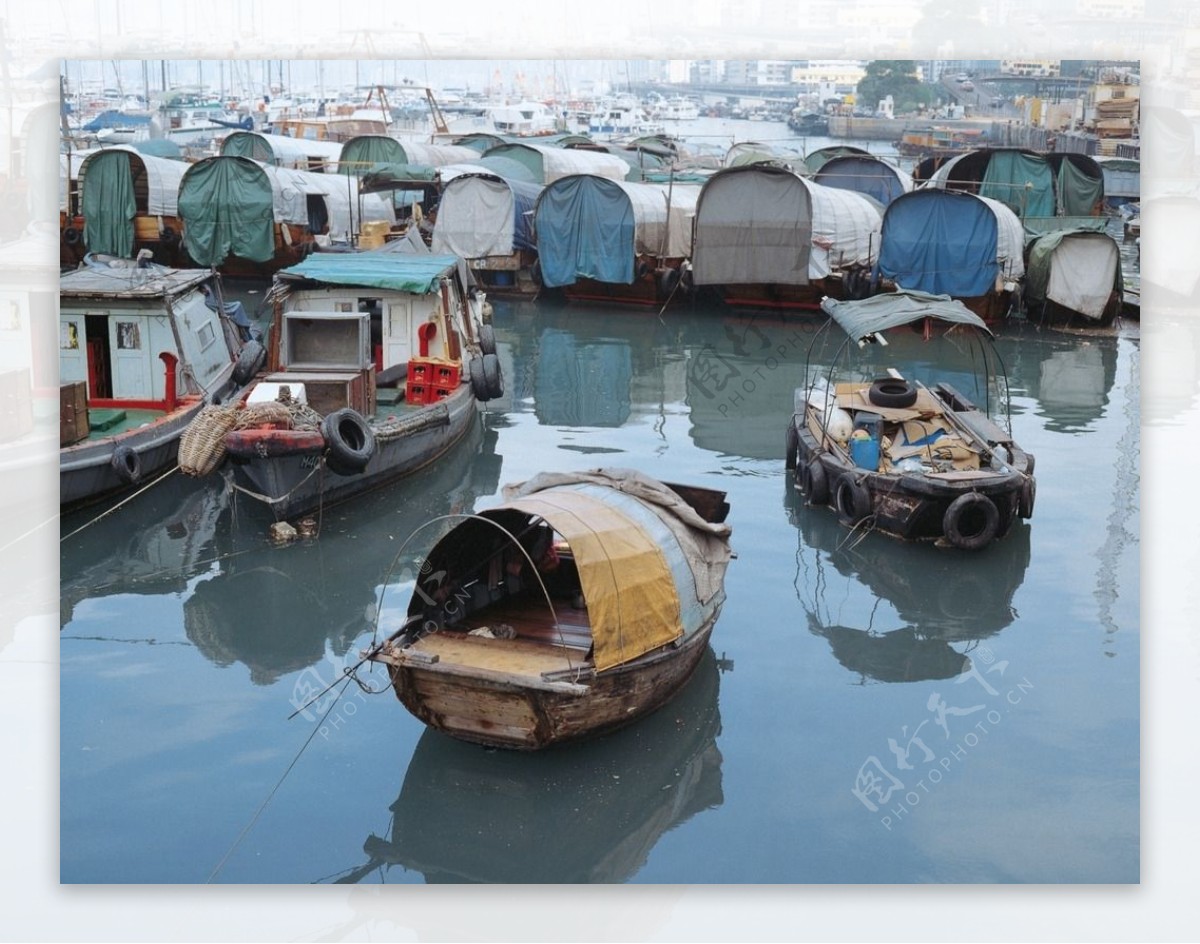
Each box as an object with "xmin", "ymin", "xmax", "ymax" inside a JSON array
[
  {"xmin": 814, "ymin": 155, "xmax": 912, "ymax": 207},
  {"xmin": 482, "ymin": 143, "xmax": 631, "ymax": 185},
  {"xmin": 80, "ymin": 150, "xmax": 136, "ymax": 257},
  {"xmin": 432, "ymin": 173, "xmax": 542, "ymax": 258},
  {"xmin": 877, "ymin": 190, "xmax": 1024, "ymax": 297},
  {"xmin": 278, "ymin": 252, "xmax": 461, "ymax": 294},
  {"xmin": 821, "ymin": 290, "xmax": 992, "ymax": 343},
  {"xmin": 691, "ymin": 164, "xmax": 882, "ymax": 286},
  {"xmin": 534, "ymin": 175, "xmax": 700, "ymax": 287},
  {"xmin": 221, "ymin": 131, "xmax": 343, "ymax": 172},
  {"xmin": 178, "ymin": 156, "xmax": 276, "ymax": 263},
  {"xmin": 337, "ymin": 135, "xmax": 478, "ymax": 175},
  {"xmin": 1024, "ymin": 230, "xmax": 1121, "ymax": 319},
  {"xmin": 1053, "ymin": 156, "xmax": 1104, "ymax": 216}
]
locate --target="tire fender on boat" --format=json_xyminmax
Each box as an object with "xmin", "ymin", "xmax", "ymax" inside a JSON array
[
  {"xmin": 785, "ymin": 418, "xmax": 799, "ymax": 470},
  {"xmin": 834, "ymin": 471, "xmax": 869, "ymax": 521},
  {"xmin": 478, "ymin": 323, "xmax": 497, "ymax": 356},
  {"xmin": 868, "ymin": 378, "xmax": 918, "ymax": 409},
  {"xmin": 482, "ymin": 353, "xmax": 503, "ymax": 399},
  {"xmin": 803, "ymin": 459, "xmax": 830, "ymax": 505},
  {"xmin": 111, "ymin": 443, "xmax": 143, "ymax": 484},
  {"xmin": 943, "ymin": 492, "xmax": 1000, "ymax": 550},
  {"xmin": 1018, "ymin": 476, "xmax": 1036, "ymax": 519},
  {"xmin": 64, "ymin": 226, "xmax": 81, "ymax": 246},
  {"xmin": 232, "ymin": 340, "xmax": 265, "ymax": 386},
  {"xmin": 468, "ymin": 356, "xmax": 490, "ymax": 401},
  {"xmin": 321, "ymin": 408, "xmax": 375, "ymax": 474}
]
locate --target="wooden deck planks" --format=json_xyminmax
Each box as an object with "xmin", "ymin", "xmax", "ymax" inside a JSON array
[{"xmin": 410, "ymin": 631, "xmax": 581, "ymax": 678}]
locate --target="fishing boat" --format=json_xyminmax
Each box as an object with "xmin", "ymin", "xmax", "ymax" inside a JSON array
[
  {"xmin": 59, "ymin": 261, "xmax": 257, "ymax": 507},
  {"xmin": 1023, "ymin": 228, "xmax": 1124, "ymax": 326},
  {"xmin": 368, "ymin": 468, "xmax": 733, "ymax": 750},
  {"xmin": 216, "ymin": 251, "xmax": 500, "ymax": 520},
  {"xmin": 787, "ymin": 290, "xmax": 1035, "ymax": 549},
  {"xmin": 895, "ymin": 126, "xmax": 987, "ymax": 160}
]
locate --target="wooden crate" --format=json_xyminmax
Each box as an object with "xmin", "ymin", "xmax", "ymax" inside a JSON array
[
  {"xmin": 261, "ymin": 369, "xmax": 376, "ymax": 417},
  {"xmin": 60, "ymin": 380, "xmax": 89, "ymax": 446}
]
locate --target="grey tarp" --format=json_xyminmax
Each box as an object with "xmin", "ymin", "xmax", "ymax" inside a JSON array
[
  {"xmin": 431, "ymin": 173, "xmax": 542, "ymax": 258},
  {"xmin": 81, "ymin": 150, "xmax": 135, "ymax": 257},
  {"xmin": 178, "ymin": 157, "xmax": 276, "ymax": 264},
  {"xmin": 821, "ymin": 290, "xmax": 993, "ymax": 342},
  {"xmin": 338, "ymin": 136, "xmax": 478, "ymax": 175},
  {"xmin": 1025, "ymin": 230, "xmax": 1121, "ymax": 320}
]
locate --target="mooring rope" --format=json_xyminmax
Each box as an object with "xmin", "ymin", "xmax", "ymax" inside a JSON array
[{"xmin": 60, "ymin": 465, "xmax": 179, "ymax": 543}]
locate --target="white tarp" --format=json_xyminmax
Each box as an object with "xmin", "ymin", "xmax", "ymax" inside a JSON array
[
  {"xmin": 617, "ymin": 181, "xmax": 701, "ymax": 258},
  {"xmin": 517, "ymin": 143, "xmax": 631, "ymax": 184},
  {"xmin": 1046, "ymin": 234, "xmax": 1119, "ymax": 319},
  {"xmin": 432, "ymin": 175, "xmax": 515, "ymax": 258},
  {"xmin": 976, "ymin": 194, "xmax": 1026, "ymax": 280},
  {"xmin": 692, "ymin": 166, "xmax": 882, "ymax": 286},
  {"xmin": 223, "ymin": 131, "xmax": 344, "ymax": 171},
  {"xmin": 393, "ymin": 141, "xmax": 480, "ymax": 167},
  {"xmin": 266, "ymin": 164, "xmax": 395, "ymax": 235}
]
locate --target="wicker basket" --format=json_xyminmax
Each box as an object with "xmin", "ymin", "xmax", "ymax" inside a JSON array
[{"xmin": 179, "ymin": 404, "xmax": 241, "ymax": 476}]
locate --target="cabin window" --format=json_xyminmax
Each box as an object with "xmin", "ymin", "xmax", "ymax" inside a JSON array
[
  {"xmin": 61, "ymin": 322, "xmax": 80, "ymax": 350},
  {"xmin": 116, "ymin": 321, "xmax": 141, "ymax": 350},
  {"xmin": 197, "ymin": 321, "xmax": 216, "ymax": 351},
  {"xmin": 306, "ymin": 195, "xmax": 330, "ymax": 234}
]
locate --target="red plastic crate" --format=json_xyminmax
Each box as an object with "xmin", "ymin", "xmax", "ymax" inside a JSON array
[
  {"xmin": 405, "ymin": 382, "xmax": 431, "ymax": 404},
  {"xmin": 431, "ymin": 384, "xmax": 456, "ymax": 401}
]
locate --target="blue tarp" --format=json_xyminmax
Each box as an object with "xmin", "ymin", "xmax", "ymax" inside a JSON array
[
  {"xmin": 877, "ymin": 191, "xmax": 999, "ymax": 298},
  {"xmin": 82, "ymin": 110, "xmax": 153, "ymax": 132},
  {"xmin": 535, "ymin": 176, "xmax": 635, "ymax": 287},
  {"xmin": 278, "ymin": 253, "xmax": 460, "ymax": 294},
  {"xmin": 814, "ymin": 155, "xmax": 908, "ymax": 207}
]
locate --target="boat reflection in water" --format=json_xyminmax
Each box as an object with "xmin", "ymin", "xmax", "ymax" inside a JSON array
[
  {"xmin": 338, "ymin": 647, "xmax": 726, "ymax": 883},
  {"xmin": 181, "ymin": 420, "xmax": 502, "ymax": 685},
  {"xmin": 785, "ymin": 486, "xmax": 1031, "ymax": 683},
  {"xmin": 533, "ymin": 326, "xmax": 632, "ymax": 428}
]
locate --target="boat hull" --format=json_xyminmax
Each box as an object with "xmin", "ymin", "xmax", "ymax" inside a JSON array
[
  {"xmin": 227, "ymin": 384, "xmax": 479, "ymax": 519},
  {"xmin": 384, "ymin": 616, "xmax": 718, "ymax": 750},
  {"xmin": 59, "ymin": 399, "xmax": 205, "ymax": 507}
]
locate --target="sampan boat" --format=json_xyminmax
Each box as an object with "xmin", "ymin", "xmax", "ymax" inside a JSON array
[
  {"xmin": 786, "ymin": 290, "xmax": 1035, "ymax": 549},
  {"xmin": 368, "ymin": 468, "xmax": 733, "ymax": 750}
]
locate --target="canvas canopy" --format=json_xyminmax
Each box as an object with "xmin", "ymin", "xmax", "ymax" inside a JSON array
[
  {"xmin": 1051, "ymin": 154, "xmax": 1104, "ymax": 216},
  {"xmin": 691, "ymin": 164, "xmax": 882, "ymax": 286},
  {"xmin": 463, "ymin": 469, "xmax": 733, "ymax": 673},
  {"xmin": 877, "ymin": 190, "xmax": 1024, "ymax": 298},
  {"xmin": 431, "ymin": 173, "xmax": 542, "ymax": 258},
  {"xmin": 723, "ymin": 141, "xmax": 801, "ymax": 167},
  {"xmin": 926, "ymin": 149, "xmax": 1104, "ymax": 221},
  {"xmin": 821, "ymin": 290, "xmax": 992, "ymax": 343},
  {"xmin": 220, "ymin": 131, "xmax": 343, "ymax": 172},
  {"xmin": 814, "ymin": 155, "xmax": 913, "ymax": 207},
  {"xmin": 438, "ymin": 156, "xmax": 541, "ymax": 185},
  {"xmin": 1094, "ymin": 156, "xmax": 1139, "ymax": 202},
  {"xmin": 481, "ymin": 143, "xmax": 630, "ymax": 184},
  {"xmin": 60, "ymin": 149, "xmax": 98, "ymax": 213},
  {"xmin": 1024, "ymin": 230, "xmax": 1121, "ymax": 319},
  {"xmin": 278, "ymin": 252, "xmax": 462, "ymax": 295},
  {"xmin": 533, "ymin": 175, "xmax": 701, "ymax": 287},
  {"xmin": 337, "ymin": 135, "xmax": 478, "ymax": 175},
  {"xmin": 804, "ymin": 145, "xmax": 872, "ymax": 175},
  {"xmin": 80, "ymin": 150, "xmax": 136, "ymax": 257},
  {"xmin": 178, "ymin": 155, "xmax": 395, "ymax": 265}
]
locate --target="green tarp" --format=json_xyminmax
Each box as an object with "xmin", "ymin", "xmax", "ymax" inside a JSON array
[
  {"xmin": 178, "ymin": 158, "xmax": 276, "ymax": 265},
  {"xmin": 279, "ymin": 252, "xmax": 459, "ymax": 294},
  {"xmin": 1056, "ymin": 158, "xmax": 1104, "ymax": 216},
  {"xmin": 980, "ymin": 151, "xmax": 1054, "ymax": 218},
  {"xmin": 220, "ymin": 132, "xmax": 274, "ymax": 164},
  {"xmin": 339, "ymin": 136, "xmax": 407, "ymax": 175},
  {"xmin": 82, "ymin": 150, "xmax": 136, "ymax": 257}
]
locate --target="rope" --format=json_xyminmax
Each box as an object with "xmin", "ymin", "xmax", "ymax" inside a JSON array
[
  {"xmin": 206, "ymin": 675, "xmax": 353, "ymax": 883},
  {"xmin": 225, "ymin": 461, "xmax": 323, "ymax": 508},
  {"xmin": 60, "ymin": 465, "xmax": 179, "ymax": 542}
]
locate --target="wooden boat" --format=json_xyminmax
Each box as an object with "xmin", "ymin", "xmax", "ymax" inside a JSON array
[
  {"xmin": 895, "ymin": 126, "xmax": 987, "ymax": 160},
  {"xmin": 59, "ymin": 262, "xmax": 257, "ymax": 507},
  {"xmin": 216, "ymin": 251, "xmax": 500, "ymax": 520},
  {"xmin": 787, "ymin": 291, "xmax": 1035, "ymax": 549},
  {"xmin": 368, "ymin": 469, "xmax": 733, "ymax": 750}
]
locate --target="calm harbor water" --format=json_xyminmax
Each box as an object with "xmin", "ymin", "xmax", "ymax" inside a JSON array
[{"xmin": 59, "ymin": 290, "xmax": 1139, "ymax": 884}]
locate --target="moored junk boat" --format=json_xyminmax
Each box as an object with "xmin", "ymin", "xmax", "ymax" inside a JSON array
[
  {"xmin": 368, "ymin": 469, "xmax": 733, "ymax": 750},
  {"xmin": 787, "ymin": 291, "xmax": 1035, "ymax": 550},
  {"xmin": 1023, "ymin": 228, "xmax": 1124, "ymax": 327},
  {"xmin": 217, "ymin": 251, "xmax": 500, "ymax": 520},
  {"xmin": 59, "ymin": 261, "xmax": 260, "ymax": 507}
]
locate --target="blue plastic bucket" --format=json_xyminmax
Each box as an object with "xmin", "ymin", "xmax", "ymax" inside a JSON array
[{"xmin": 849, "ymin": 437, "xmax": 880, "ymax": 471}]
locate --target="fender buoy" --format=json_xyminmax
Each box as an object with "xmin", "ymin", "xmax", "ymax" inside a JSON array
[
  {"xmin": 1018, "ymin": 476, "xmax": 1036, "ymax": 519},
  {"xmin": 64, "ymin": 226, "xmax": 81, "ymax": 246},
  {"xmin": 943, "ymin": 493, "xmax": 1000, "ymax": 550},
  {"xmin": 868, "ymin": 378, "xmax": 918, "ymax": 409},
  {"xmin": 785, "ymin": 420, "xmax": 799, "ymax": 470},
  {"xmin": 468, "ymin": 356, "xmax": 490, "ymax": 402},
  {"xmin": 802, "ymin": 459, "xmax": 830, "ymax": 505},
  {"xmin": 111, "ymin": 443, "xmax": 143, "ymax": 484},
  {"xmin": 834, "ymin": 472, "xmax": 870, "ymax": 522},
  {"xmin": 321, "ymin": 408, "xmax": 375, "ymax": 475},
  {"xmin": 232, "ymin": 340, "xmax": 265, "ymax": 386},
  {"xmin": 478, "ymin": 323, "xmax": 497, "ymax": 356},
  {"xmin": 482, "ymin": 352, "xmax": 503, "ymax": 399}
]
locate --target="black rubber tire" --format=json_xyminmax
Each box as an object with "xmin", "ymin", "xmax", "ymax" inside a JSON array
[
  {"xmin": 834, "ymin": 472, "xmax": 870, "ymax": 522},
  {"xmin": 468, "ymin": 356, "xmax": 489, "ymax": 401},
  {"xmin": 111, "ymin": 444, "xmax": 143, "ymax": 484},
  {"xmin": 482, "ymin": 352, "xmax": 503, "ymax": 399},
  {"xmin": 321, "ymin": 408, "xmax": 375, "ymax": 474},
  {"xmin": 478, "ymin": 323, "xmax": 497, "ymax": 356},
  {"xmin": 64, "ymin": 226, "xmax": 81, "ymax": 246},
  {"xmin": 636, "ymin": 259, "xmax": 651, "ymax": 280},
  {"xmin": 785, "ymin": 420, "xmax": 799, "ymax": 470},
  {"xmin": 801, "ymin": 459, "xmax": 830, "ymax": 505},
  {"xmin": 868, "ymin": 378, "xmax": 918, "ymax": 409},
  {"xmin": 231, "ymin": 340, "xmax": 265, "ymax": 386},
  {"xmin": 943, "ymin": 493, "xmax": 1000, "ymax": 550},
  {"xmin": 161, "ymin": 225, "xmax": 179, "ymax": 246},
  {"xmin": 1018, "ymin": 476, "xmax": 1036, "ymax": 519}
]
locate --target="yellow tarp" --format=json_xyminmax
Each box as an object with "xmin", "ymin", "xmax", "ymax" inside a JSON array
[{"xmin": 505, "ymin": 491, "xmax": 683, "ymax": 673}]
